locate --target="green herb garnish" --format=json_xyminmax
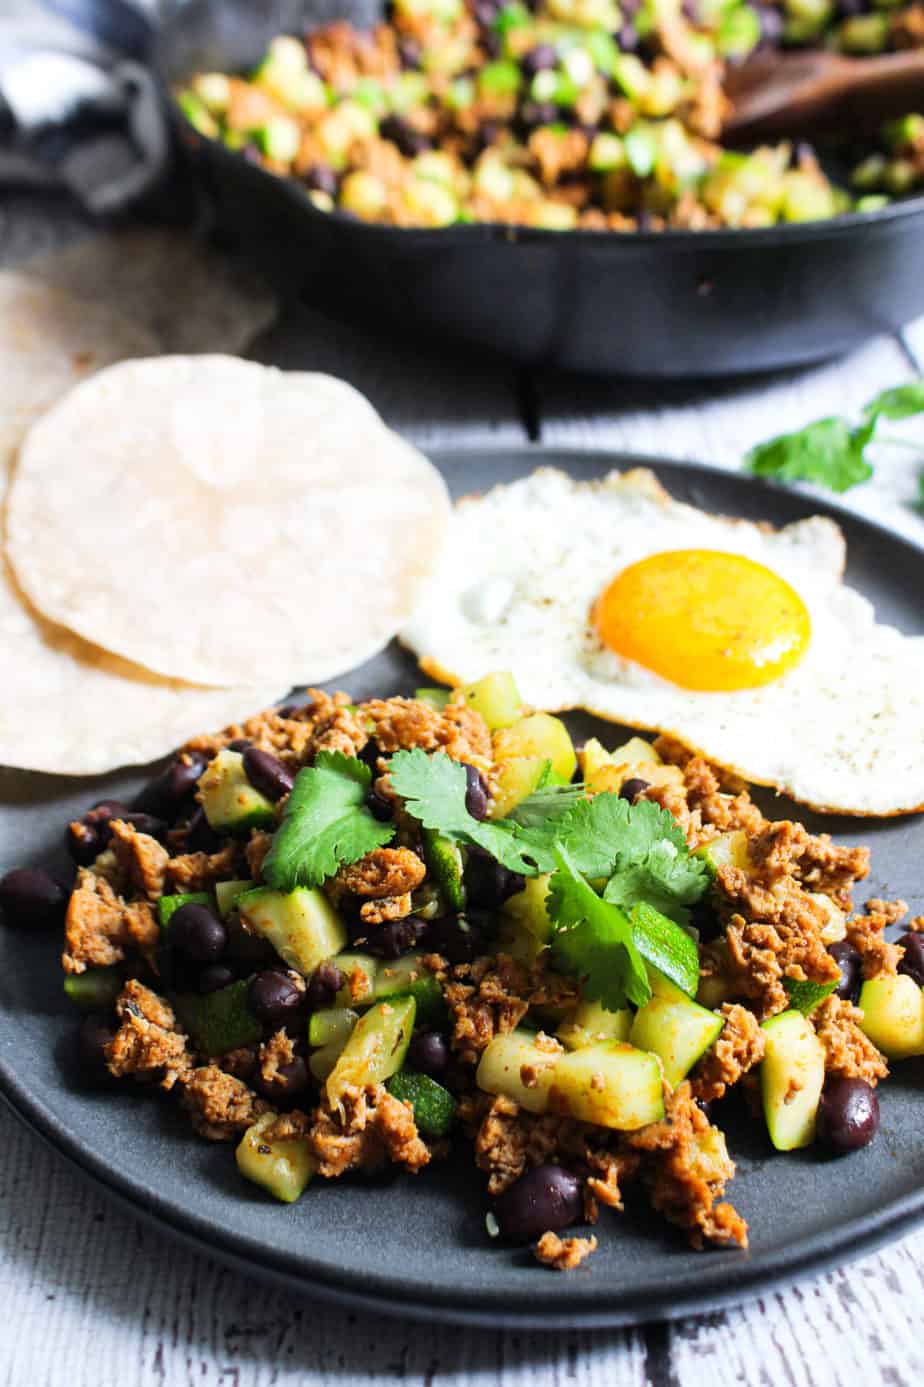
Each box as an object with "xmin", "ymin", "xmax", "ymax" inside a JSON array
[
  {"xmin": 547, "ymin": 845, "xmax": 651, "ymax": 1011},
  {"xmin": 746, "ymin": 379, "xmax": 924, "ymax": 494},
  {"xmin": 262, "ymin": 751, "xmax": 394, "ymax": 891}
]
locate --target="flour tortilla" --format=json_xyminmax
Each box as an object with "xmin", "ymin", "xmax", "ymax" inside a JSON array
[
  {"xmin": 7, "ymin": 355, "xmax": 452, "ymax": 688},
  {"xmin": 0, "ymin": 280, "xmax": 277, "ymax": 773},
  {"xmin": 23, "ymin": 229, "xmax": 278, "ymax": 354}
]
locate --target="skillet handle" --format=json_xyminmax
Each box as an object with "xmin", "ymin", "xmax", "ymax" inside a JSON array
[{"xmin": 36, "ymin": 0, "xmax": 155, "ymax": 61}]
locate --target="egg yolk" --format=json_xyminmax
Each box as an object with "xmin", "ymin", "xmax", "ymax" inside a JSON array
[{"xmin": 592, "ymin": 550, "xmax": 811, "ymax": 692}]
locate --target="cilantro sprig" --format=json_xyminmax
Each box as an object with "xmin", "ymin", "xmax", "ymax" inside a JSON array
[
  {"xmin": 547, "ymin": 845, "xmax": 651, "ymax": 1011},
  {"xmin": 746, "ymin": 379, "xmax": 924, "ymax": 494},
  {"xmin": 262, "ymin": 751, "xmax": 394, "ymax": 891}
]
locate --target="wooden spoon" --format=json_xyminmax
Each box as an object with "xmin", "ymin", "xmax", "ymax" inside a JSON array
[{"xmin": 723, "ymin": 46, "xmax": 924, "ymax": 144}]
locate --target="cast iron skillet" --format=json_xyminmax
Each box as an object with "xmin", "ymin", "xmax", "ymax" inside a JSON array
[
  {"xmin": 2, "ymin": 450, "xmax": 924, "ymax": 1328},
  {"xmin": 150, "ymin": 0, "xmax": 924, "ymax": 376}
]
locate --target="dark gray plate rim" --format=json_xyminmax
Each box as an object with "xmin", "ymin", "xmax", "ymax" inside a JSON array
[{"xmin": 2, "ymin": 445, "xmax": 923, "ymax": 1331}]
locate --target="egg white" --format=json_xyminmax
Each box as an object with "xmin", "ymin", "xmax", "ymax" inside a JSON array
[{"xmin": 401, "ymin": 468, "xmax": 924, "ymax": 816}]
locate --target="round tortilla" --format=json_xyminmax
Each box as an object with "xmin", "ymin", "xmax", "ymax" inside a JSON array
[
  {"xmin": 7, "ymin": 355, "xmax": 452, "ymax": 689},
  {"xmin": 0, "ymin": 276, "xmax": 279, "ymax": 773}
]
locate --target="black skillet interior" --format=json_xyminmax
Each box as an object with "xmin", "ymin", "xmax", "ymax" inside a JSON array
[
  {"xmin": 154, "ymin": 0, "xmax": 924, "ymax": 377},
  {"xmin": 1, "ymin": 451, "xmax": 923, "ymax": 1329}
]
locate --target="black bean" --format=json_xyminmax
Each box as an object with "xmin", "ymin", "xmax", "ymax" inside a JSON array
[
  {"xmin": 170, "ymin": 903, "xmax": 228, "ymax": 963},
  {"xmin": 198, "ymin": 963, "xmax": 234, "ymax": 994},
  {"xmin": 755, "ymin": 3, "xmax": 784, "ymax": 41},
  {"xmin": 0, "ymin": 867, "xmax": 67, "ymax": 929},
  {"xmin": 366, "ymin": 787, "xmax": 394, "ymax": 822},
  {"xmin": 228, "ymin": 738, "xmax": 252, "ymax": 753},
  {"xmin": 617, "ymin": 20, "xmax": 639, "ymax": 50},
  {"xmin": 521, "ymin": 44, "xmax": 557, "ymax": 76},
  {"xmin": 242, "ymin": 746, "xmax": 294, "ymax": 802},
  {"xmin": 816, "ymin": 1076, "xmax": 880, "ymax": 1153},
  {"xmin": 493, "ymin": 1164, "xmax": 583, "ymax": 1244},
  {"xmin": 67, "ymin": 820, "xmax": 103, "ymax": 866},
  {"xmin": 828, "ymin": 940, "xmax": 862, "ymax": 1002},
  {"xmin": 77, "ymin": 1013, "xmax": 115, "ymax": 1084},
  {"xmin": 518, "ymin": 100, "xmax": 559, "ymax": 133},
  {"xmin": 133, "ymin": 754, "xmax": 207, "ymax": 817},
  {"xmin": 305, "ymin": 960, "xmax": 345, "ymax": 1011},
  {"xmin": 476, "ymin": 120, "xmax": 502, "ymax": 151},
  {"xmin": 185, "ymin": 807, "xmax": 225, "ymax": 854},
  {"xmin": 836, "ymin": 0, "xmax": 869, "ymax": 17},
  {"xmin": 407, "ymin": 1029, "xmax": 449, "ymax": 1076},
  {"xmin": 380, "ymin": 113, "xmax": 431, "ymax": 157},
  {"xmin": 689, "ymin": 899, "xmax": 723, "ymax": 942},
  {"xmin": 359, "ymin": 736, "xmax": 382, "ymax": 773},
  {"xmin": 367, "ymin": 916, "xmax": 425, "ymax": 960},
  {"xmin": 422, "ymin": 914, "xmax": 485, "ymax": 964},
  {"xmin": 304, "ymin": 163, "xmax": 339, "ymax": 197},
  {"xmin": 897, "ymin": 932, "xmax": 924, "ymax": 988},
  {"xmin": 464, "ymin": 764, "xmax": 490, "ymax": 821},
  {"xmin": 397, "ymin": 36, "xmax": 422, "ymax": 68},
  {"xmin": 473, "ymin": 0, "xmax": 501, "ymax": 26},
  {"xmin": 119, "ymin": 810, "xmax": 169, "ymax": 841},
  {"xmin": 464, "ymin": 846, "xmax": 524, "ymax": 909},
  {"xmin": 257, "ymin": 1055, "xmax": 310, "ymax": 1106},
  {"xmin": 619, "ymin": 777, "xmax": 651, "ymax": 804},
  {"xmin": 248, "ymin": 970, "xmax": 303, "ymax": 1030}
]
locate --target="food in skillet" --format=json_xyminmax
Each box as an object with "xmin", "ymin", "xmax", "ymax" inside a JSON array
[
  {"xmin": 6, "ymin": 673, "xmax": 921, "ymax": 1270},
  {"xmin": 176, "ymin": 0, "xmax": 924, "ymax": 231},
  {"xmin": 402, "ymin": 468, "xmax": 924, "ymax": 815}
]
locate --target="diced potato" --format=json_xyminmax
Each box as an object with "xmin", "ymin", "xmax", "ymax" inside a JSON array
[{"xmin": 476, "ymin": 1030, "xmax": 561, "ymax": 1113}]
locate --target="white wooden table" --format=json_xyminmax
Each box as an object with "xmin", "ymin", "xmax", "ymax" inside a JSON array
[{"xmin": 3, "ymin": 190, "xmax": 924, "ymax": 1387}]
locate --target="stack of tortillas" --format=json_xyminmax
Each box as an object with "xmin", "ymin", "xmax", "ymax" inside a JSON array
[{"xmin": 0, "ymin": 250, "xmax": 450, "ymax": 776}]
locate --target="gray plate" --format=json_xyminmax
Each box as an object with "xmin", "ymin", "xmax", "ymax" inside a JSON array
[{"xmin": 2, "ymin": 449, "xmax": 923, "ymax": 1330}]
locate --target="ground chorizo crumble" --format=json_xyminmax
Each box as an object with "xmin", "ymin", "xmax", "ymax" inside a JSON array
[{"xmin": 56, "ymin": 688, "xmax": 902, "ymax": 1273}]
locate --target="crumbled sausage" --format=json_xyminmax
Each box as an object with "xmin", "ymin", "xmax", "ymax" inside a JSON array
[
  {"xmin": 333, "ymin": 846, "xmax": 426, "ymax": 899},
  {"xmin": 165, "ymin": 843, "xmax": 241, "ymax": 893},
  {"xmin": 533, "ymin": 1232, "xmax": 598, "ymax": 1270},
  {"xmin": 259, "ymin": 1029, "xmax": 297, "ymax": 1087},
  {"xmin": 444, "ymin": 957, "xmax": 533, "ymax": 1066},
  {"xmin": 181, "ymin": 1065, "xmax": 267, "ymax": 1140},
  {"xmin": 812, "ymin": 995, "xmax": 889, "ymax": 1085},
  {"xmin": 105, "ymin": 980, "xmax": 190, "ymax": 1090},
  {"xmin": 690, "ymin": 1003, "xmax": 766, "ymax": 1104},
  {"xmin": 307, "ymin": 1083, "xmax": 430, "ymax": 1177},
  {"xmin": 360, "ymin": 696, "xmax": 491, "ymax": 764},
  {"xmin": 108, "ymin": 819, "xmax": 169, "ymax": 900},
  {"xmin": 847, "ymin": 899, "xmax": 907, "ymax": 979},
  {"xmin": 62, "ymin": 869, "xmax": 158, "ymax": 974}
]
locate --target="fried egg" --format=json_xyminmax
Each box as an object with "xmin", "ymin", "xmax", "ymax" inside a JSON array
[{"xmin": 401, "ymin": 468, "xmax": 924, "ymax": 816}]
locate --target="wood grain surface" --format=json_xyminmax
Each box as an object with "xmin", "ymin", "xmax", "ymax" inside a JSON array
[{"xmin": 2, "ymin": 190, "xmax": 924, "ymax": 1387}]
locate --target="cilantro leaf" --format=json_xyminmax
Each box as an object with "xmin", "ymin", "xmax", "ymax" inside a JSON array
[
  {"xmin": 387, "ymin": 748, "xmax": 544, "ymax": 875},
  {"xmin": 503, "ymin": 782, "xmax": 589, "ymax": 831},
  {"xmin": 547, "ymin": 844, "xmax": 651, "ymax": 1011},
  {"xmin": 556, "ymin": 793, "xmax": 688, "ymax": 879},
  {"xmin": 863, "ymin": 381, "xmax": 924, "ymax": 423},
  {"xmin": 602, "ymin": 837, "xmax": 708, "ymax": 926},
  {"xmin": 746, "ymin": 416, "xmax": 874, "ymax": 494},
  {"xmin": 262, "ymin": 751, "xmax": 394, "ymax": 891}
]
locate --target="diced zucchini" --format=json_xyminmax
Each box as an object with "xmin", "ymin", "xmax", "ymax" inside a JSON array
[
  {"xmin": 578, "ymin": 735, "xmax": 660, "ymax": 782},
  {"xmin": 326, "ymin": 997, "xmax": 416, "ymax": 1107},
  {"xmin": 494, "ymin": 713, "xmax": 577, "ymax": 784},
  {"xmin": 630, "ymin": 995, "xmax": 724, "ymax": 1087},
  {"xmin": 694, "ymin": 830, "xmax": 753, "ymax": 876},
  {"xmin": 177, "ymin": 91, "xmax": 219, "ymax": 138},
  {"xmin": 556, "ymin": 998, "xmax": 632, "ymax": 1050},
  {"xmin": 308, "ymin": 1006, "xmax": 359, "ymax": 1049},
  {"xmin": 402, "ymin": 180, "xmax": 458, "ymax": 225},
  {"xmin": 807, "ymin": 892, "xmax": 847, "ymax": 945},
  {"xmin": 191, "ymin": 73, "xmax": 231, "ymax": 114},
  {"xmin": 476, "ymin": 1029, "xmax": 561, "ymax": 1113},
  {"xmin": 858, "ymin": 974, "xmax": 924, "ymax": 1059},
  {"xmin": 236, "ymin": 1112, "xmax": 316, "ymax": 1204},
  {"xmin": 331, "ymin": 952, "xmax": 378, "ymax": 1007},
  {"xmin": 255, "ymin": 115, "xmax": 301, "ymax": 164},
  {"xmin": 459, "ymin": 672, "xmax": 522, "ymax": 730},
  {"xmin": 373, "ymin": 952, "xmax": 444, "ymax": 1023},
  {"xmin": 783, "ymin": 977, "xmax": 837, "ymax": 1016},
  {"xmin": 422, "ymin": 829, "xmax": 465, "ymax": 912},
  {"xmin": 386, "ymin": 1071, "xmax": 457, "ymax": 1136},
  {"xmin": 340, "ymin": 170, "xmax": 388, "ymax": 221},
  {"xmin": 549, "ymin": 1042, "xmax": 665, "ymax": 1130},
  {"xmin": 198, "ymin": 749, "xmax": 276, "ymax": 835},
  {"xmin": 502, "ymin": 874, "xmax": 553, "ymax": 945},
  {"xmin": 174, "ymin": 978, "xmax": 262, "ymax": 1057},
  {"xmin": 158, "ymin": 891, "xmax": 211, "ymax": 931},
  {"xmin": 238, "ymin": 886, "xmax": 346, "ymax": 976},
  {"xmin": 415, "ymin": 687, "xmax": 450, "ymax": 710},
  {"xmin": 215, "ymin": 879, "xmax": 255, "ymax": 917},
  {"xmin": 632, "ymin": 902, "xmax": 700, "ymax": 1000},
  {"xmin": 488, "ymin": 756, "xmax": 552, "ymax": 819},
  {"xmin": 760, "ymin": 1010, "xmax": 826, "ymax": 1151},
  {"xmin": 63, "ymin": 966, "xmax": 122, "ymax": 1011}
]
